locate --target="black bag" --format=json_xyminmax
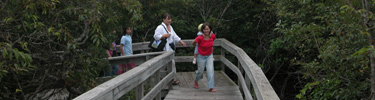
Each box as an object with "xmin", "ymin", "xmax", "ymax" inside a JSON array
[
  {"xmin": 148, "ymin": 37, "xmax": 167, "ymax": 51},
  {"xmin": 148, "ymin": 24, "xmax": 169, "ymax": 51}
]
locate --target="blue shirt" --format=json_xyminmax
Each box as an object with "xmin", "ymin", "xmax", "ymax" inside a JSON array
[{"xmin": 121, "ymin": 34, "xmax": 132, "ymax": 56}]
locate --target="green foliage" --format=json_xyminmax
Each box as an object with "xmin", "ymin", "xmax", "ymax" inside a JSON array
[
  {"xmin": 0, "ymin": 42, "xmax": 35, "ymax": 99},
  {"xmin": 270, "ymin": 0, "xmax": 374, "ymax": 99},
  {"xmin": 0, "ymin": 0, "xmax": 142, "ymax": 99}
]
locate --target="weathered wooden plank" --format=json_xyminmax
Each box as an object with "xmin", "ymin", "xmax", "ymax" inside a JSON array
[
  {"xmin": 174, "ymin": 56, "xmax": 221, "ymax": 62},
  {"xmin": 189, "ymin": 71, "xmax": 207, "ymax": 88},
  {"xmin": 96, "ymin": 91, "xmax": 113, "ymax": 100},
  {"xmin": 220, "ymin": 56, "xmax": 253, "ymax": 100},
  {"xmin": 220, "ymin": 47, "xmax": 226, "ymax": 72},
  {"xmin": 108, "ymin": 52, "xmax": 164, "ymax": 65},
  {"xmin": 115, "ymin": 42, "xmax": 150, "ymax": 52},
  {"xmin": 176, "ymin": 73, "xmax": 188, "ymax": 88},
  {"xmin": 167, "ymin": 87, "xmax": 241, "ymax": 95},
  {"xmin": 219, "ymin": 39, "xmax": 279, "ymax": 100},
  {"xmin": 165, "ymin": 86, "xmax": 243, "ymax": 100},
  {"xmin": 132, "ymin": 42, "xmax": 151, "ymax": 51},
  {"xmin": 154, "ymin": 69, "xmax": 162, "ymax": 100},
  {"xmin": 165, "ymin": 94, "xmax": 243, "ymax": 98},
  {"xmin": 185, "ymin": 72, "xmax": 195, "ymax": 88},
  {"xmin": 74, "ymin": 51, "xmax": 175, "ymax": 100},
  {"xmin": 113, "ymin": 54, "xmax": 174, "ymax": 99},
  {"xmin": 168, "ymin": 71, "xmax": 242, "ymax": 100},
  {"xmin": 142, "ymin": 61, "xmax": 176, "ymax": 100},
  {"xmin": 176, "ymin": 71, "xmax": 237, "ymax": 89},
  {"xmin": 215, "ymin": 71, "xmax": 237, "ymax": 87},
  {"xmin": 136, "ymin": 83, "xmax": 144, "ymax": 100}
]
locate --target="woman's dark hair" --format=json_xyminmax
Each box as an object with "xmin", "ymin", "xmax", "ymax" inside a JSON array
[
  {"xmin": 122, "ymin": 26, "xmax": 131, "ymax": 35},
  {"xmin": 162, "ymin": 13, "xmax": 171, "ymax": 20},
  {"xmin": 200, "ymin": 22, "xmax": 212, "ymax": 32}
]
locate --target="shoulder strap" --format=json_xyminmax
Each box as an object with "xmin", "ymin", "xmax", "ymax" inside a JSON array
[{"xmin": 160, "ymin": 24, "xmax": 169, "ymax": 34}]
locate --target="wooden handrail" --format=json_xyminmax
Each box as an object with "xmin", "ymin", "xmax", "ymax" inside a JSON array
[
  {"xmin": 218, "ymin": 38, "xmax": 279, "ymax": 100},
  {"xmin": 108, "ymin": 51, "xmax": 164, "ymax": 65},
  {"xmin": 74, "ymin": 51, "xmax": 175, "ymax": 100},
  {"xmin": 219, "ymin": 56, "xmax": 253, "ymax": 100},
  {"xmin": 142, "ymin": 60, "xmax": 176, "ymax": 100}
]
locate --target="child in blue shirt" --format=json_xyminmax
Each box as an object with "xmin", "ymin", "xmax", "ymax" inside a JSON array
[
  {"xmin": 120, "ymin": 27, "xmax": 133, "ymax": 56},
  {"xmin": 119, "ymin": 27, "xmax": 134, "ymax": 73}
]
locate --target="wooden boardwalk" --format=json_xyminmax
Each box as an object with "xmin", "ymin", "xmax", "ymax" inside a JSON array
[
  {"xmin": 164, "ymin": 71, "xmax": 243, "ymax": 100},
  {"xmin": 74, "ymin": 39, "xmax": 279, "ymax": 100}
]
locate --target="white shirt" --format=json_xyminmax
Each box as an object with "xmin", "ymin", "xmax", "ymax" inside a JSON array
[{"xmin": 154, "ymin": 22, "xmax": 181, "ymax": 51}]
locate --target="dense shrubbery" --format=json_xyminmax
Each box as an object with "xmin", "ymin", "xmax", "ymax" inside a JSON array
[{"xmin": 0, "ymin": 0, "xmax": 141, "ymax": 99}]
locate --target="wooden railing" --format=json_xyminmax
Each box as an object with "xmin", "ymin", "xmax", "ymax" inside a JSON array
[
  {"xmin": 74, "ymin": 38, "xmax": 279, "ymax": 100},
  {"xmin": 219, "ymin": 39, "xmax": 279, "ymax": 100},
  {"xmin": 74, "ymin": 51, "xmax": 175, "ymax": 100},
  {"xmin": 175, "ymin": 39, "xmax": 279, "ymax": 100}
]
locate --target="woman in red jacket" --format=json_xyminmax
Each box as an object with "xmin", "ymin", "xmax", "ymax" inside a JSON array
[{"xmin": 192, "ymin": 22, "xmax": 216, "ymax": 92}]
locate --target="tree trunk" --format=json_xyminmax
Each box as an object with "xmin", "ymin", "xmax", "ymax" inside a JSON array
[
  {"xmin": 355, "ymin": 0, "xmax": 375, "ymax": 99},
  {"xmin": 371, "ymin": 52, "xmax": 375, "ymax": 100},
  {"xmin": 370, "ymin": 30, "xmax": 375, "ymax": 100}
]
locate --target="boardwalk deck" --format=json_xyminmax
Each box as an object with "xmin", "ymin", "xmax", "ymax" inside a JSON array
[
  {"xmin": 74, "ymin": 39, "xmax": 278, "ymax": 100},
  {"xmin": 164, "ymin": 71, "xmax": 243, "ymax": 100}
]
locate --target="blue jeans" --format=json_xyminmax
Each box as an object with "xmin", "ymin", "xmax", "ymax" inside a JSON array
[
  {"xmin": 195, "ymin": 54, "xmax": 215, "ymax": 89},
  {"xmin": 104, "ymin": 65, "xmax": 119, "ymax": 76}
]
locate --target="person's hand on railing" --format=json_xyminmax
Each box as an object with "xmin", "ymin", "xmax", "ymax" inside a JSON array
[{"xmin": 180, "ymin": 40, "xmax": 186, "ymax": 47}]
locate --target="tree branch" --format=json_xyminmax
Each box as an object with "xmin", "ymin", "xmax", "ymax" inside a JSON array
[
  {"xmin": 345, "ymin": 0, "xmax": 357, "ymax": 13},
  {"xmin": 74, "ymin": 20, "xmax": 90, "ymax": 43},
  {"xmin": 218, "ymin": 0, "xmax": 232, "ymax": 19},
  {"xmin": 194, "ymin": 1, "xmax": 206, "ymax": 21}
]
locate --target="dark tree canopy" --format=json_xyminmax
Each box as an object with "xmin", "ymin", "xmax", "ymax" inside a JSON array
[{"xmin": 0, "ymin": 0, "xmax": 142, "ymax": 99}]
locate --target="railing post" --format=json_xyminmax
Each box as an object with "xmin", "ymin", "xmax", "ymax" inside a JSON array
[
  {"xmin": 221, "ymin": 47, "xmax": 225, "ymax": 72},
  {"xmin": 167, "ymin": 61, "xmax": 173, "ymax": 90},
  {"xmin": 136, "ymin": 83, "xmax": 144, "ymax": 100},
  {"xmin": 238, "ymin": 61, "xmax": 244, "ymax": 76},
  {"xmin": 146, "ymin": 55, "xmax": 150, "ymax": 61},
  {"xmin": 237, "ymin": 61, "xmax": 243, "ymax": 95},
  {"xmin": 155, "ymin": 69, "xmax": 161, "ymax": 100},
  {"xmin": 245, "ymin": 73, "xmax": 252, "ymax": 97}
]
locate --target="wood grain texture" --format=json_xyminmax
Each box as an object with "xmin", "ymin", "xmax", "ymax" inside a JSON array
[
  {"xmin": 74, "ymin": 52, "xmax": 175, "ymax": 100},
  {"xmin": 165, "ymin": 71, "xmax": 243, "ymax": 100}
]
